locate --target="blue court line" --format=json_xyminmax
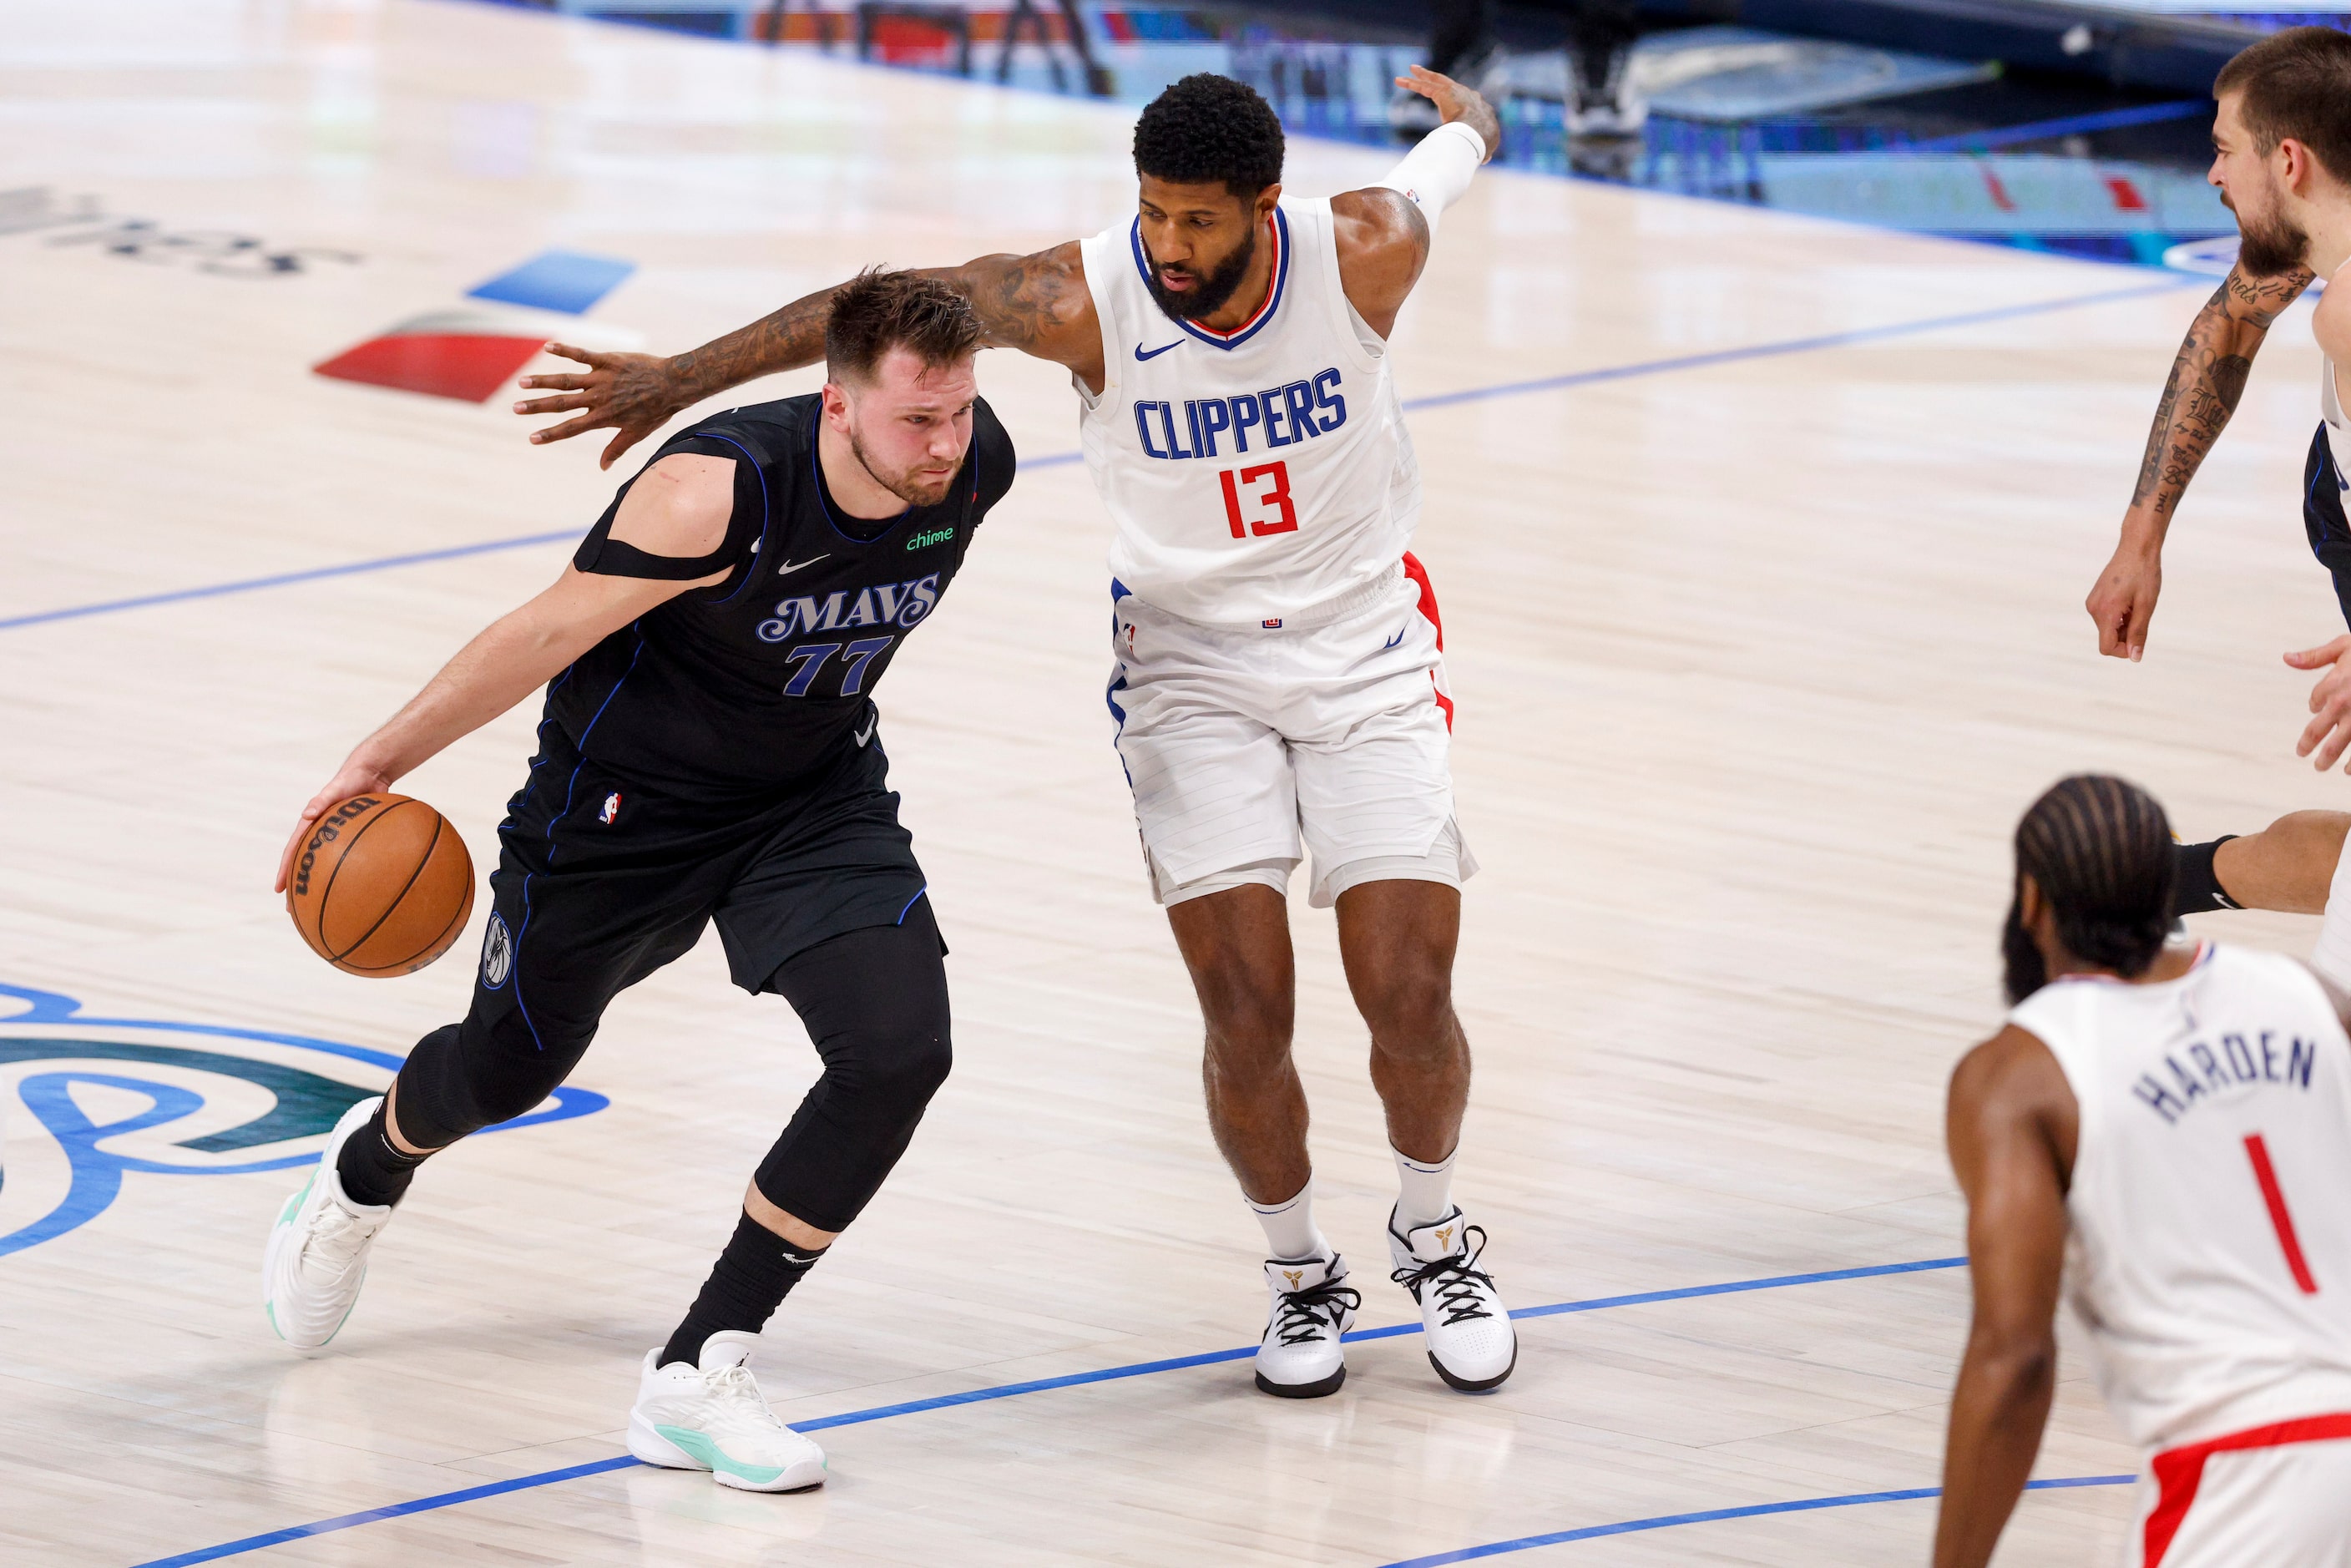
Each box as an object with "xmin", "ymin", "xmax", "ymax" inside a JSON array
[
  {"xmin": 1398, "ymin": 276, "xmax": 2191, "ymax": 413},
  {"xmin": 0, "ymin": 531, "xmax": 577, "ymax": 632},
  {"xmin": 2, "ymin": 275, "xmax": 2190, "ymax": 638},
  {"xmin": 134, "ymin": 1253, "xmax": 1968, "ymax": 1567},
  {"xmin": 1906, "ymin": 99, "xmax": 2211, "ymax": 155},
  {"xmin": 1373, "ymin": 1474, "xmax": 2136, "ymax": 1567}
]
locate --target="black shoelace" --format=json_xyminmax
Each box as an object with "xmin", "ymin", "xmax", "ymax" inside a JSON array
[
  {"xmin": 1390, "ymin": 1225, "xmax": 1497, "ymax": 1328},
  {"xmin": 1270, "ymin": 1277, "xmax": 1362, "ymax": 1346}
]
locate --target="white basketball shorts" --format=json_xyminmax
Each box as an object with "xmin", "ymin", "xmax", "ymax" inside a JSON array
[
  {"xmin": 2128, "ymin": 1414, "xmax": 2351, "ymax": 1567},
  {"xmin": 1105, "ymin": 554, "xmax": 1475, "ymax": 908}
]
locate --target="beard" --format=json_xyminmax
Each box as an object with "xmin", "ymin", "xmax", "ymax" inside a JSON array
[
  {"xmin": 2002, "ymin": 893, "xmax": 2048, "ymax": 1007},
  {"xmin": 1142, "ymin": 224, "xmax": 1259, "ymax": 323},
  {"xmin": 2225, "ymin": 184, "xmax": 2311, "ymax": 278},
  {"xmin": 849, "ymin": 429, "xmax": 957, "ymax": 508}
]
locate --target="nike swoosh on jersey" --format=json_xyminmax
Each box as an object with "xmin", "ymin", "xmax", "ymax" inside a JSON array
[
  {"xmin": 1383, "ymin": 627, "xmax": 1407, "ymax": 650},
  {"xmin": 1134, "ymin": 341, "xmax": 1181, "ymax": 362},
  {"xmin": 776, "ymin": 554, "xmax": 829, "ymax": 576},
  {"xmin": 853, "ymin": 714, "xmax": 877, "ymax": 746}
]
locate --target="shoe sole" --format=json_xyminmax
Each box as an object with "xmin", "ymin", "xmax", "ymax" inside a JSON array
[
  {"xmin": 626, "ymin": 1414, "xmax": 826, "ymax": 1493},
  {"xmin": 1253, "ymin": 1363, "xmax": 1346, "ymax": 1399},
  {"xmin": 1427, "ymin": 1341, "xmax": 1517, "ymax": 1393}
]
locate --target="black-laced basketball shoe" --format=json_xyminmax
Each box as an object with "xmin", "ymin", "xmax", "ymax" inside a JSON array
[
  {"xmin": 1388, "ymin": 1208, "xmax": 1517, "ymax": 1391},
  {"xmin": 1254, "ymin": 1252, "xmax": 1360, "ymax": 1398}
]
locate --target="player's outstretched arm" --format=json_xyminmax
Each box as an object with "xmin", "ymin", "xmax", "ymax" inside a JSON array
[
  {"xmin": 272, "ymin": 459, "xmax": 734, "ymax": 889},
  {"xmin": 1331, "ymin": 66, "xmax": 1501, "ymax": 337},
  {"xmin": 1931, "ymin": 1026, "xmax": 2074, "ymax": 1568},
  {"xmin": 2086, "ymin": 261, "xmax": 2314, "ymax": 660},
  {"xmin": 513, "ymin": 247, "xmax": 1102, "ymax": 467}
]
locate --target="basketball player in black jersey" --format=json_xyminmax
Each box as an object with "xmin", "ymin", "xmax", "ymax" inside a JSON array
[{"xmin": 262, "ymin": 271, "xmax": 1014, "ymax": 1493}]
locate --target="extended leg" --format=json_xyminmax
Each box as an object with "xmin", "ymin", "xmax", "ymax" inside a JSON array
[
  {"xmin": 1166, "ymin": 883, "xmax": 1307, "ymax": 1206},
  {"xmin": 1335, "ymin": 878, "xmax": 1469, "ymax": 1166},
  {"xmin": 1335, "ymin": 875, "xmax": 1514, "ymax": 1393},
  {"xmin": 658, "ymin": 907, "xmax": 953, "ymax": 1370}
]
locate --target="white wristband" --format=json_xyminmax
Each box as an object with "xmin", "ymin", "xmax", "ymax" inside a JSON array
[{"xmin": 1374, "ymin": 119, "xmax": 1487, "ymax": 238}]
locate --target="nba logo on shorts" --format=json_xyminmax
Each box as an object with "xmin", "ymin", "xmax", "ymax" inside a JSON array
[{"xmin": 600, "ymin": 792, "xmax": 621, "ymax": 825}]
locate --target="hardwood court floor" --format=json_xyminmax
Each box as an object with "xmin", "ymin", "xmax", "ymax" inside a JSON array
[{"xmin": 0, "ymin": 3, "xmax": 2338, "ymax": 1563}]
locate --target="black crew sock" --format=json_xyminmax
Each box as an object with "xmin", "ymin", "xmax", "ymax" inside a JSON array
[
  {"xmin": 334, "ymin": 1100, "xmax": 431, "ymax": 1209},
  {"xmin": 660, "ymin": 1213, "xmax": 827, "ymax": 1370},
  {"xmin": 2171, "ymin": 837, "xmax": 2244, "ymax": 918}
]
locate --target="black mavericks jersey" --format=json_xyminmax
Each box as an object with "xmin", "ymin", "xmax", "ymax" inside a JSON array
[{"xmin": 547, "ymin": 393, "xmax": 1016, "ymax": 800}]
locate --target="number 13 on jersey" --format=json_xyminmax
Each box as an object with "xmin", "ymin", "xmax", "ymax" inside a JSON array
[{"xmin": 1220, "ymin": 461, "xmax": 1297, "ymax": 539}]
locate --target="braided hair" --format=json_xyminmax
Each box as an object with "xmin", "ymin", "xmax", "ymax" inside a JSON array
[{"xmin": 2004, "ymin": 775, "xmax": 2176, "ymax": 1003}]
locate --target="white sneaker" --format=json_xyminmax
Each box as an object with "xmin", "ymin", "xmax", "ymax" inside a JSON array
[
  {"xmin": 627, "ymin": 1331, "xmax": 827, "ymax": 1492},
  {"xmin": 263, "ymin": 1095, "xmax": 394, "ymax": 1350},
  {"xmin": 1254, "ymin": 1252, "xmax": 1359, "ymax": 1399},
  {"xmin": 1389, "ymin": 1208, "xmax": 1517, "ymax": 1392}
]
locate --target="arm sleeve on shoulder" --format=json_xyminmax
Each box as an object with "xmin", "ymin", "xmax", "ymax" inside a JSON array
[
  {"xmin": 573, "ymin": 438, "xmax": 760, "ymax": 581},
  {"xmin": 1373, "ymin": 119, "xmax": 1486, "ymax": 240}
]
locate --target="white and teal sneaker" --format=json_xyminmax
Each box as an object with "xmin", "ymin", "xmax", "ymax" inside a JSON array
[
  {"xmin": 262, "ymin": 1095, "xmax": 393, "ymax": 1350},
  {"xmin": 627, "ymin": 1332, "xmax": 827, "ymax": 1493}
]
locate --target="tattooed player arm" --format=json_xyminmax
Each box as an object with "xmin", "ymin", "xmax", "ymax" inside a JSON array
[
  {"xmin": 1332, "ymin": 65, "xmax": 1500, "ymax": 337},
  {"xmin": 2086, "ymin": 261, "xmax": 2314, "ymax": 660},
  {"xmin": 514, "ymin": 246, "xmax": 1102, "ymax": 467}
]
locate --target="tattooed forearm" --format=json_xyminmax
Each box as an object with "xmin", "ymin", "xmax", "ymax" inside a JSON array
[
  {"xmin": 2125, "ymin": 268, "xmax": 2292, "ymax": 520},
  {"xmin": 668, "ymin": 287, "xmax": 837, "ymax": 401},
  {"xmin": 928, "ymin": 245, "xmax": 1089, "ymax": 357}
]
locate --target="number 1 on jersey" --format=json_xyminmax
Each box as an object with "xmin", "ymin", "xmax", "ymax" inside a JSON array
[
  {"xmin": 1220, "ymin": 460, "xmax": 1297, "ymax": 539},
  {"xmin": 2244, "ymin": 1133, "xmax": 2320, "ymax": 1294}
]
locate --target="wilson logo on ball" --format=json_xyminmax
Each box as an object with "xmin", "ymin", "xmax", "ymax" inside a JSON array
[
  {"xmin": 284, "ymin": 794, "xmax": 477, "ymax": 978},
  {"xmin": 291, "ymin": 795, "xmax": 382, "ymax": 898}
]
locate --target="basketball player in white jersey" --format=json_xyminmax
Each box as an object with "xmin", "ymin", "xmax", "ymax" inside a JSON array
[
  {"xmin": 511, "ymin": 70, "xmax": 1516, "ymax": 1398},
  {"xmin": 2072, "ymin": 31, "xmax": 2351, "ymax": 934},
  {"xmin": 1935, "ymin": 774, "xmax": 2351, "ymax": 1568}
]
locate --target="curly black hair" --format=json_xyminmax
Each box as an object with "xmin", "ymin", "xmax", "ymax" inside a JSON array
[{"xmin": 1132, "ymin": 73, "xmax": 1285, "ymax": 198}]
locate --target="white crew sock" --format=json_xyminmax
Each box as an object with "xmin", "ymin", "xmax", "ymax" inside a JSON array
[
  {"xmin": 1248, "ymin": 1180, "xmax": 1329, "ymax": 1262},
  {"xmin": 1393, "ymin": 1143, "xmax": 1459, "ymax": 1229},
  {"xmin": 2313, "ymin": 829, "xmax": 2351, "ymax": 991}
]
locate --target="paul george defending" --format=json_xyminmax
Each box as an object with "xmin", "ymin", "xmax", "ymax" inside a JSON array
[{"xmin": 514, "ymin": 68, "xmax": 1518, "ymax": 1399}]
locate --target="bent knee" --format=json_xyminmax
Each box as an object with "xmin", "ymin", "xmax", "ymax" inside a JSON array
[{"xmin": 828, "ymin": 1028, "xmax": 953, "ymax": 1114}]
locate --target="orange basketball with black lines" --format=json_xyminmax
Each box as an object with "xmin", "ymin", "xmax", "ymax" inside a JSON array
[{"xmin": 286, "ymin": 794, "xmax": 476, "ymax": 977}]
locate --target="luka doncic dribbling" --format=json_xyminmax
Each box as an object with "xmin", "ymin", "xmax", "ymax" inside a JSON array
[{"xmin": 265, "ymin": 272, "xmax": 1014, "ymax": 1491}]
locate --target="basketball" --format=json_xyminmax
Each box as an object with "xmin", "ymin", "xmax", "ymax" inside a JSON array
[{"xmin": 285, "ymin": 794, "xmax": 476, "ymax": 977}]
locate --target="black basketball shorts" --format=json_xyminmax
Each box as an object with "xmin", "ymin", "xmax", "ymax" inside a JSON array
[{"xmin": 464, "ymin": 718, "xmax": 935, "ymax": 1062}]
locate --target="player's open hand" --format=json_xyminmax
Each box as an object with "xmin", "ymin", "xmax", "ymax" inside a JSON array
[
  {"xmin": 1393, "ymin": 64, "xmax": 1502, "ymax": 161},
  {"xmin": 2086, "ymin": 538, "xmax": 2161, "ymax": 660},
  {"xmin": 2289, "ymin": 635, "xmax": 2351, "ymax": 771},
  {"xmin": 513, "ymin": 344, "xmax": 690, "ymax": 470},
  {"xmin": 276, "ymin": 762, "xmax": 397, "ymax": 894}
]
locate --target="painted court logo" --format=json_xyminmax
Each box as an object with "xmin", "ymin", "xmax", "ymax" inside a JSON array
[{"xmin": 0, "ymin": 980, "xmax": 603, "ymax": 1259}]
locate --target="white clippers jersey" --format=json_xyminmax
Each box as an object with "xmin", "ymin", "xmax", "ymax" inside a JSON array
[
  {"xmin": 1075, "ymin": 198, "xmax": 1420, "ymax": 626},
  {"xmin": 2007, "ymin": 943, "xmax": 2351, "ymax": 1453}
]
